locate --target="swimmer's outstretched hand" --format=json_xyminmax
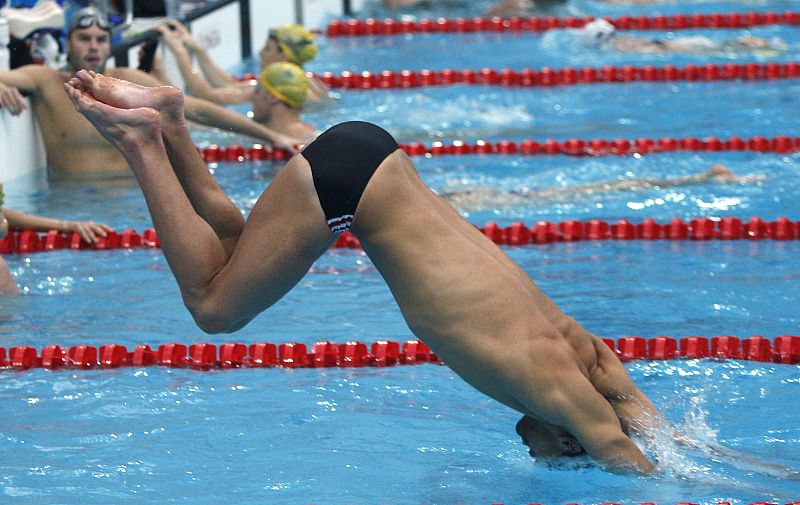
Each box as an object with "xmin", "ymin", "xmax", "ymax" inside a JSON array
[
  {"xmin": 63, "ymin": 220, "xmax": 114, "ymax": 244},
  {"xmin": 271, "ymin": 132, "xmax": 307, "ymax": 154}
]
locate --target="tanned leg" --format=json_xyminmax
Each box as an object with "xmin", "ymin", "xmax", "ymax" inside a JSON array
[
  {"xmin": 64, "ymin": 78, "xmax": 230, "ymax": 315},
  {"xmin": 66, "ymin": 74, "xmax": 336, "ymax": 334},
  {"xmin": 71, "ymin": 70, "xmax": 243, "ymax": 257}
]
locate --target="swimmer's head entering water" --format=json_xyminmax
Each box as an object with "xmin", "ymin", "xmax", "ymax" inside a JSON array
[
  {"xmin": 516, "ymin": 415, "xmax": 586, "ymax": 458},
  {"xmin": 580, "ymin": 18, "xmax": 616, "ymax": 48}
]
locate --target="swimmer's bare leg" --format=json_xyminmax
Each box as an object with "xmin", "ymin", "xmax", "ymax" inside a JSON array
[
  {"xmin": 70, "ymin": 70, "xmax": 243, "ymax": 257},
  {"xmin": 64, "ymin": 80, "xmax": 231, "ymax": 315},
  {"xmin": 67, "ymin": 76, "xmax": 335, "ymax": 334}
]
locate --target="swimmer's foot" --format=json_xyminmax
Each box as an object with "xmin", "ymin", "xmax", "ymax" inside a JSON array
[
  {"xmin": 64, "ymin": 80, "xmax": 162, "ymax": 153},
  {"xmin": 71, "ymin": 69, "xmax": 185, "ymax": 124}
]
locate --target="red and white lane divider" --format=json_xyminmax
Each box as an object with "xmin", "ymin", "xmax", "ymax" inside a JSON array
[
  {"xmin": 1, "ymin": 217, "xmax": 798, "ymax": 254},
  {"xmin": 326, "ymin": 11, "xmax": 800, "ymax": 37},
  {"xmin": 2, "ymin": 335, "xmax": 799, "ymax": 371},
  {"xmin": 395, "ymin": 135, "xmax": 800, "ymax": 157},
  {"xmin": 197, "ymin": 134, "xmax": 800, "ymax": 164},
  {"xmin": 0, "ymin": 228, "xmax": 158, "ymax": 254},
  {"xmin": 332, "ymin": 217, "xmax": 800, "ymax": 248},
  {"xmin": 315, "ymin": 62, "xmax": 800, "ymax": 89}
]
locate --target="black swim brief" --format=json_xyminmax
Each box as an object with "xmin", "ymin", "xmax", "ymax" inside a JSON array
[{"xmin": 301, "ymin": 121, "xmax": 398, "ymax": 235}]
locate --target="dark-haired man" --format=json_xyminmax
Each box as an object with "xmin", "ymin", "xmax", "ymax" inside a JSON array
[{"xmin": 0, "ymin": 7, "xmax": 300, "ymax": 178}]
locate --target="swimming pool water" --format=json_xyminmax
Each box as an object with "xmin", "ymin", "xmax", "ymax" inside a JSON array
[
  {"xmin": 2, "ymin": 0, "xmax": 800, "ymax": 502},
  {"xmin": 1, "ymin": 361, "xmax": 799, "ymax": 503}
]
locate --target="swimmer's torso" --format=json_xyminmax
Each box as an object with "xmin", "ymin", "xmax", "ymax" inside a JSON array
[
  {"xmin": 25, "ymin": 65, "xmax": 130, "ymax": 175},
  {"xmin": 352, "ymin": 151, "xmax": 602, "ymax": 412}
]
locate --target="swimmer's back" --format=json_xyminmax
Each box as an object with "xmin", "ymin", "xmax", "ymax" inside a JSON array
[{"xmin": 352, "ymin": 145, "xmax": 553, "ymax": 363}]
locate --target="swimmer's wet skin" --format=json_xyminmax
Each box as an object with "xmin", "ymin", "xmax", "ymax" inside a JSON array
[
  {"xmin": 301, "ymin": 121, "xmax": 398, "ymax": 235},
  {"xmin": 67, "ymin": 72, "xmax": 662, "ymax": 475}
]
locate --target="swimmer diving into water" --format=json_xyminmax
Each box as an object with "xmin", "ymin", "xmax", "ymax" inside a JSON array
[{"xmin": 64, "ymin": 71, "xmax": 796, "ymax": 477}]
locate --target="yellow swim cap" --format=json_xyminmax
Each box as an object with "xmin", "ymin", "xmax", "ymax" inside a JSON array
[
  {"xmin": 260, "ymin": 62, "xmax": 309, "ymax": 109},
  {"xmin": 273, "ymin": 24, "xmax": 317, "ymax": 65}
]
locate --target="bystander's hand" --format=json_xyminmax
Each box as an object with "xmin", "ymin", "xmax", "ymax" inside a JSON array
[
  {"xmin": 0, "ymin": 82, "xmax": 27, "ymax": 116},
  {"xmin": 62, "ymin": 220, "xmax": 113, "ymax": 244}
]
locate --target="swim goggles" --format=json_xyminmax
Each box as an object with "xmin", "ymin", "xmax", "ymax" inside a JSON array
[{"xmin": 70, "ymin": 12, "xmax": 111, "ymax": 33}]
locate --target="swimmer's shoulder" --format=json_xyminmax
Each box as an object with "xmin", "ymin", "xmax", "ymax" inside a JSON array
[
  {"xmin": 9, "ymin": 64, "xmax": 60, "ymax": 91},
  {"xmin": 6, "ymin": 65, "xmax": 69, "ymax": 100}
]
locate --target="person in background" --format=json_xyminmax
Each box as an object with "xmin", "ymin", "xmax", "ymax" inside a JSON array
[
  {"xmin": 579, "ymin": 18, "xmax": 787, "ymax": 55},
  {"xmin": 151, "ymin": 20, "xmax": 329, "ymax": 106},
  {"xmin": 440, "ymin": 164, "xmax": 765, "ymax": 211},
  {"xmin": 0, "ymin": 7, "xmax": 302, "ymax": 178},
  {"xmin": 0, "ymin": 182, "xmax": 111, "ymax": 293},
  {"xmin": 252, "ymin": 62, "xmax": 315, "ymax": 142}
]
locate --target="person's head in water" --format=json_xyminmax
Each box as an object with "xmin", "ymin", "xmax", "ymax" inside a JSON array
[
  {"xmin": 259, "ymin": 24, "xmax": 317, "ymax": 69},
  {"xmin": 580, "ymin": 18, "xmax": 616, "ymax": 48},
  {"xmin": 252, "ymin": 62, "xmax": 309, "ymax": 122},
  {"xmin": 66, "ymin": 7, "xmax": 112, "ymax": 73},
  {"xmin": 516, "ymin": 416, "xmax": 586, "ymax": 459}
]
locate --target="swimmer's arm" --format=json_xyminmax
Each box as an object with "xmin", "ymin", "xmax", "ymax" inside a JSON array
[
  {"xmin": 192, "ymin": 46, "xmax": 242, "ymax": 89},
  {"xmin": 168, "ymin": 20, "xmax": 240, "ymax": 89},
  {"xmin": 121, "ymin": 66, "xmax": 303, "ymax": 152},
  {"xmin": 157, "ymin": 25, "xmax": 255, "ymax": 105},
  {"xmin": 3, "ymin": 208, "xmax": 112, "ymax": 243},
  {"xmin": 590, "ymin": 337, "xmax": 666, "ymax": 436},
  {"xmin": 0, "ymin": 66, "xmax": 42, "ymax": 115},
  {"xmin": 182, "ymin": 94, "xmax": 303, "ymax": 152},
  {"xmin": 552, "ymin": 375, "xmax": 656, "ymax": 474},
  {"xmin": 535, "ymin": 350, "xmax": 655, "ymax": 474}
]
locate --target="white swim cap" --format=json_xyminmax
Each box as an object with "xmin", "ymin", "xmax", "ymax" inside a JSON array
[{"xmin": 580, "ymin": 19, "xmax": 616, "ymax": 47}]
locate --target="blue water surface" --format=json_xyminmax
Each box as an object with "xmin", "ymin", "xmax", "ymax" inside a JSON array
[{"xmin": 1, "ymin": 0, "xmax": 800, "ymax": 503}]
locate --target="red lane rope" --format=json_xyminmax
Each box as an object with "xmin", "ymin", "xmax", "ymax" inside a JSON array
[
  {"xmin": 333, "ymin": 217, "xmax": 800, "ymax": 247},
  {"xmin": 395, "ymin": 135, "xmax": 800, "ymax": 157},
  {"xmin": 197, "ymin": 134, "xmax": 800, "ymax": 163},
  {"xmin": 1, "ymin": 217, "xmax": 798, "ymax": 254},
  {"xmin": 2, "ymin": 335, "xmax": 799, "ymax": 371},
  {"xmin": 0, "ymin": 228, "xmax": 159, "ymax": 254},
  {"xmin": 326, "ymin": 11, "xmax": 800, "ymax": 37},
  {"xmin": 315, "ymin": 62, "xmax": 800, "ymax": 89}
]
